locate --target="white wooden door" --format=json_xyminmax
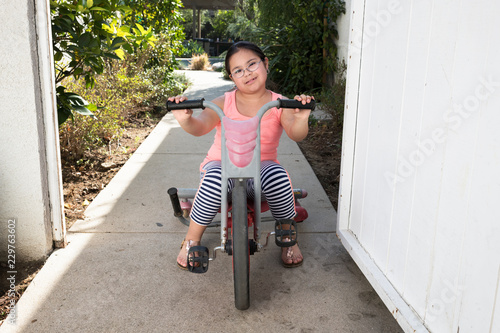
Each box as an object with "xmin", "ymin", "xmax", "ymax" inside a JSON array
[{"xmin": 337, "ymin": 1, "xmax": 500, "ymax": 332}]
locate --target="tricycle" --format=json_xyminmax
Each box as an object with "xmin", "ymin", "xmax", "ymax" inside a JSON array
[{"xmin": 167, "ymin": 97, "xmax": 314, "ymax": 310}]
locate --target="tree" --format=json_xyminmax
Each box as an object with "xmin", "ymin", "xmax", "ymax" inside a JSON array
[
  {"xmin": 207, "ymin": 10, "xmax": 234, "ymax": 40},
  {"xmin": 258, "ymin": 0, "xmax": 346, "ymax": 93},
  {"xmin": 122, "ymin": 0, "xmax": 184, "ymax": 37}
]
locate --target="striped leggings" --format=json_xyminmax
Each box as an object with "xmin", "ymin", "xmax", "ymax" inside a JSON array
[{"xmin": 190, "ymin": 160, "xmax": 296, "ymax": 226}]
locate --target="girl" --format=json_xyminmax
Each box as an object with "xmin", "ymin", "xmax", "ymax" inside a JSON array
[{"xmin": 168, "ymin": 41, "xmax": 314, "ymax": 269}]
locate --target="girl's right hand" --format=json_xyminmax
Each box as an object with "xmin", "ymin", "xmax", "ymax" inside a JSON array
[{"xmin": 168, "ymin": 95, "xmax": 193, "ymax": 123}]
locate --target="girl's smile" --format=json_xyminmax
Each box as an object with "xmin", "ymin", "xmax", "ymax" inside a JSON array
[{"xmin": 244, "ymin": 76, "xmax": 258, "ymax": 85}]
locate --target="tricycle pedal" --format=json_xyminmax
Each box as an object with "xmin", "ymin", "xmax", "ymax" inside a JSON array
[
  {"xmin": 275, "ymin": 219, "xmax": 297, "ymax": 247},
  {"xmin": 188, "ymin": 246, "xmax": 209, "ymax": 273}
]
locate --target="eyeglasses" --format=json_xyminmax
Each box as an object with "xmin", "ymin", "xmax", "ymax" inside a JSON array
[{"xmin": 230, "ymin": 60, "xmax": 263, "ymax": 79}]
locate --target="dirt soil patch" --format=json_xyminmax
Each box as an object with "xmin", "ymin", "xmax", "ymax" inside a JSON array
[
  {"xmin": 297, "ymin": 120, "xmax": 343, "ymax": 210},
  {"xmin": 61, "ymin": 107, "xmax": 167, "ymax": 229},
  {"xmin": 0, "ymin": 110, "xmax": 342, "ymax": 325}
]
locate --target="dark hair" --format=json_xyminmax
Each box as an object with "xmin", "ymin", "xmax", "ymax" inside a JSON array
[{"xmin": 225, "ymin": 41, "xmax": 266, "ymax": 75}]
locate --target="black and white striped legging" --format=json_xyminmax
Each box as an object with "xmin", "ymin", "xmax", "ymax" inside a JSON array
[{"xmin": 190, "ymin": 160, "xmax": 296, "ymax": 226}]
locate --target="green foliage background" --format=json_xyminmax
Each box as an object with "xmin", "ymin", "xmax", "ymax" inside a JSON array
[
  {"xmin": 209, "ymin": 0, "xmax": 346, "ymax": 95},
  {"xmin": 257, "ymin": 0, "xmax": 346, "ymax": 94},
  {"xmin": 51, "ymin": 0, "xmax": 184, "ymax": 125},
  {"xmin": 52, "ymin": 0, "xmax": 347, "ymax": 160},
  {"xmin": 52, "ymin": 0, "xmax": 189, "ymax": 160}
]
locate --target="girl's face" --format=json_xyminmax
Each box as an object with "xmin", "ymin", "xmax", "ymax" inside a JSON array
[{"xmin": 228, "ymin": 49, "xmax": 268, "ymax": 92}]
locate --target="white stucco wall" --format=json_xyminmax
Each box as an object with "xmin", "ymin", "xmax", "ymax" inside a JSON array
[
  {"xmin": 0, "ymin": 0, "xmax": 60, "ymax": 264},
  {"xmin": 336, "ymin": 0, "xmax": 352, "ymax": 64}
]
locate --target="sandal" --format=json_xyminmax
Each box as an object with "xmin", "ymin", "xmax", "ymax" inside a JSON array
[
  {"xmin": 281, "ymin": 241, "xmax": 303, "ymax": 268},
  {"xmin": 177, "ymin": 239, "xmax": 200, "ymax": 270}
]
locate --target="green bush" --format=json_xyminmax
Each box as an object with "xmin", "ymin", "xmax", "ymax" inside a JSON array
[
  {"xmin": 238, "ymin": 0, "xmax": 346, "ymax": 95},
  {"xmin": 59, "ymin": 62, "xmax": 190, "ymax": 161},
  {"xmin": 59, "ymin": 66, "xmax": 141, "ymax": 160},
  {"xmin": 58, "ymin": 25, "xmax": 192, "ymax": 161},
  {"xmin": 215, "ymin": 50, "xmax": 231, "ymax": 80},
  {"xmin": 176, "ymin": 40, "xmax": 205, "ymax": 58},
  {"xmin": 140, "ymin": 68, "xmax": 190, "ymax": 104}
]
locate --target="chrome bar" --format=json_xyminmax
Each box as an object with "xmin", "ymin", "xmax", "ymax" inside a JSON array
[
  {"xmin": 260, "ymin": 231, "xmax": 276, "ymax": 248},
  {"xmin": 209, "ymin": 245, "xmax": 225, "ymax": 261},
  {"xmin": 200, "ymin": 99, "xmax": 282, "ymax": 248}
]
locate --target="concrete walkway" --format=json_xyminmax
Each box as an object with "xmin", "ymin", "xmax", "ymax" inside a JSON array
[{"xmin": 1, "ymin": 71, "xmax": 402, "ymax": 333}]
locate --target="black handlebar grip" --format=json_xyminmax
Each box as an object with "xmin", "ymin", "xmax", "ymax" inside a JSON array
[
  {"xmin": 166, "ymin": 99, "xmax": 205, "ymax": 111},
  {"xmin": 168, "ymin": 187, "xmax": 183, "ymax": 217},
  {"xmin": 278, "ymin": 98, "xmax": 316, "ymax": 111}
]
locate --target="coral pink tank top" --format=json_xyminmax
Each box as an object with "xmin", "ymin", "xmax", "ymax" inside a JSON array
[{"xmin": 200, "ymin": 90, "xmax": 284, "ymax": 170}]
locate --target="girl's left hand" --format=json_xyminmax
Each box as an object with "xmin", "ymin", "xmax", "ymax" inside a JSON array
[
  {"xmin": 281, "ymin": 94, "xmax": 315, "ymax": 142},
  {"xmin": 292, "ymin": 94, "xmax": 315, "ymax": 118},
  {"xmin": 294, "ymin": 94, "xmax": 315, "ymax": 106}
]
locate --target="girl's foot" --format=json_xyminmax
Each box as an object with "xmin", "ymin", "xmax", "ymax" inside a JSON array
[
  {"xmin": 177, "ymin": 239, "xmax": 200, "ymax": 270},
  {"xmin": 281, "ymin": 242, "xmax": 303, "ymax": 268}
]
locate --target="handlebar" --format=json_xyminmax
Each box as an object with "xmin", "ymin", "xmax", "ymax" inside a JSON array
[
  {"xmin": 166, "ymin": 98, "xmax": 315, "ymax": 112},
  {"xmin": 167, "ymin": 187, "xmax": 183, "ymax": 218},
  {"xmin": 277, "ymin": 98, "xmax": 316, "ymax": 111},
  {"xmin": 166, "ymin": 99, "xmax": 206, "ymax": 111}
]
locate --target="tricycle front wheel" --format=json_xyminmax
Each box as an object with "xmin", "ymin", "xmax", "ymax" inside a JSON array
[{"xmin": 231, "ymin": 179, "xmax": 250, "ymax": 310}]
